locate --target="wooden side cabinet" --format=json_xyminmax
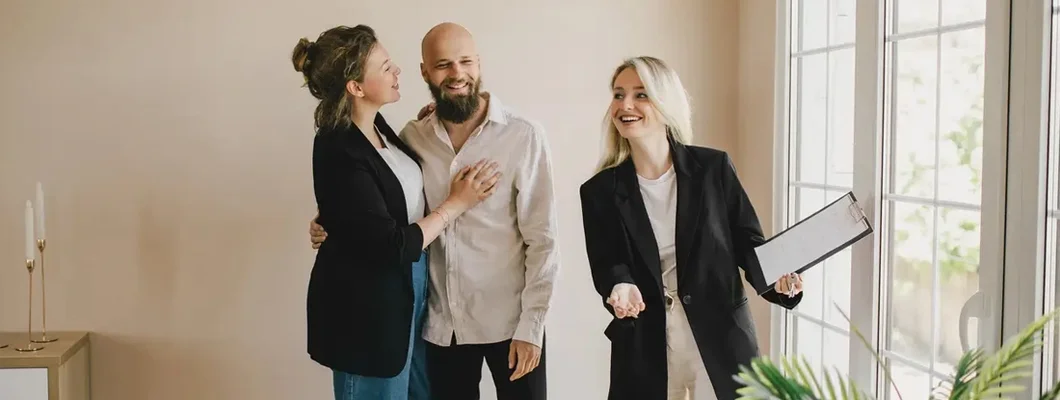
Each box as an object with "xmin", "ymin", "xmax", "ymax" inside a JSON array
[{"xmin": 0, "ymin": 331, "xmax": 90, "ymax": 400}]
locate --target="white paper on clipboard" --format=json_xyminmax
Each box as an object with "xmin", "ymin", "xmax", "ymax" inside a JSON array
[{"xmin": 753, "ymin": 191, "xmax": 873, "ymax": 294}]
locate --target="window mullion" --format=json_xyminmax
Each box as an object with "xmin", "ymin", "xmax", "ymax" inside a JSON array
[{"xmin": 850, "ymin": 0, "xmax": 885, "ymax": 394}]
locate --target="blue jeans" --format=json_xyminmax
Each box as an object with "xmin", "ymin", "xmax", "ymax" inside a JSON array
[{"xmin": 333, "ymin": 251, "xmax": 431, "ymax": 400}]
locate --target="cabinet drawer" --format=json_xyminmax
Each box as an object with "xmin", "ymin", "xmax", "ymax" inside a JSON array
[{"xmin": 0, "ymin": 367, "xmax": 48, "ymax": 400}]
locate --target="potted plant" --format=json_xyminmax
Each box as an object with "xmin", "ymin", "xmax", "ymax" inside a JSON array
[{"xmin": 733, "ymin": 307, "xmax": 1060, "ymax": 399}]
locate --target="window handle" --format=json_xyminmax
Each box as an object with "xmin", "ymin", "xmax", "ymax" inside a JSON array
[{"xmin": 959, "ymin": 291, "xmax": 986, "ymax": 352}]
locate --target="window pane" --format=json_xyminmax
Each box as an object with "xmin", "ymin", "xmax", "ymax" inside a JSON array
[
  {"xmin": 823, "ymin": 327, "xmax": 851, "ymax": 377},
  {"xmin": 891, "ymin": 36, "xmax": 939, "ymax": 199},
  {"xmin": 883, "ymin": 0, "xmax": 986, "ymax": 384},
  {"xmin": 785, "ymin": 0, "xmax": 857, "ymax": 386},
  {"xmin": 793, "ymin": 319, "xmax": 852, "ymax": 380},
  {"xmin": 886, "ymin": 358, "xmax": 931, "ymax": 400},
  {"xmin": 830, "ymin": 0, "xmax": 856, "ymax": 45},
  {"xmin": 893, "ymin": 0, "xmax": 939, "ymax": 35},
  {"xmin": 886, "ymin": 201, "xmax": 935, "ymax": 367},
  {"xmin": 935, "ymin": 208, "xmax": 981, "ymax": 372},
  {"xmin": 937, "ymin": 28, "xmax": 985, "ymax": 206},
  {"xmin": 791, "ymin": 0, "xmax": 802, "ymax": 53},
  {"xmin": 823, "ymin": 247, "xmax": 853, "ymax": 328},
  {"xmin": 796, "ymin": 54, "xmax": 828, "ymax": 185},
  {"xmin": 829, "ymin": 48, "xmax": 856, "ymax": 188},
  {"xmin": 795, "ymin": 317, "xmax": 825, "ymax": 371},
  {"xmin": 789, "ymin": 56, "xmax": 802, "ymax": 179},
  {"xmin": 800, "ymin": 0, "xmax": 829, "ymax": 51},
  {"xmin": 940, "ymin": 0, "xmax": 985, "ymax": 26}
]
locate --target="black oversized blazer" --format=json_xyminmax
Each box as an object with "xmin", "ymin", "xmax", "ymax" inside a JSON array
[
  {"xmin": 579, "ymin": 139, "xmax": 803, "ymax": 400},
  {"xmin": 307, "ymin": 113, "xmax": 426, "ymax": 378}
]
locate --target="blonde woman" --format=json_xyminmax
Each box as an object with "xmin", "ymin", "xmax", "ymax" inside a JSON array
[{"xmin": 578, "ymin": 56, "xmax": 805, "ymax": 400}]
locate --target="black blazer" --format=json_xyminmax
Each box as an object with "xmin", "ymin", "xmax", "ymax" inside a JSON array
[
  {"xmin": 579, "ymin": 139, "xmax": 802, "ymax": 400},
  {"xmin": 307, "ymin": 113, "xmax": 425, "ymax": 378}
]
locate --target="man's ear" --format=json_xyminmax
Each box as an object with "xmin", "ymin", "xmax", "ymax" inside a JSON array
[
  {"xmin": 420, "ymin": 62, "xmax": 428, "ymax": 82},
  {"xmin": 345, "ymin": 80, "xmax": 364, "ymax": 98}
]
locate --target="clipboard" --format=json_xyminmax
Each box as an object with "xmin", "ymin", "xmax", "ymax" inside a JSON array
[{"xmin": 753, "ymin": 191, "xmax": 873, "ymax": 295}]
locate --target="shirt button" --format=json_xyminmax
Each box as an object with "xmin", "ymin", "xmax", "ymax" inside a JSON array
[{"xmin": 682, "ymin": 295, "xmax": 692, "ymax": 304}]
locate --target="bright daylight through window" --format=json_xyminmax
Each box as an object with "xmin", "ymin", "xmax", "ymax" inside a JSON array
[{"xmin": 777, "ymin": 0, "xmax": 1024, "ymax": 398}]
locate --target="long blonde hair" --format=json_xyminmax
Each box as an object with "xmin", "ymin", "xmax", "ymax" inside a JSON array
[{"xmin": 595, "ymin": 56, "xmax": 693, "ymax": 172}]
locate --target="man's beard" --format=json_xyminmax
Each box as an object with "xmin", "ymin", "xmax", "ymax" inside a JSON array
[{"xmin": 428, "ymin": 77, "xmax": 482, "ymax": 123}]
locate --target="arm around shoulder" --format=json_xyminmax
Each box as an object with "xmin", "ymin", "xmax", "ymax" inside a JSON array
[{"xmin": 312, "ymin": 136, "xmax": 424, "ymax": 268}]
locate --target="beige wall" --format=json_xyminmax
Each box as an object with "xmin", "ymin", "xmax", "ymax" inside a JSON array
[
  {"xmin": 0, "ymin": 0, "xmax": 772, "ymax": 399},
  {"xmin": 738, "ymin": 0, "xmax": 781, "ymax": 356}
]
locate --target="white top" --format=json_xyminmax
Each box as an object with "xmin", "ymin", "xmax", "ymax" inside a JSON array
[
  {"xmin": 399, "ymin": 93, "xmax": 560, "ymax": 347},
  {"xmin": 637, "ymin": 165, "xmax": 678, "ymax": 293},
  {"xmin": 374, "ymin": 128, "xmax": 426, "ymax": 224}
]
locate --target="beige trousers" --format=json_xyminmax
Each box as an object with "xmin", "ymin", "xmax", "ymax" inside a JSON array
[{"xmin": 665, "ymin": 293, "xmax": 718, "ymax": 400}]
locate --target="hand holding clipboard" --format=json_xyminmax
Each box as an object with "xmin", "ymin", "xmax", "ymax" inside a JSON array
[{"xmin": 753, "ymin": 192, "xmax": 874, "ymax": 295}]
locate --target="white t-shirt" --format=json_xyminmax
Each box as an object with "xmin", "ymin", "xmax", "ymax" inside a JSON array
[
  {"xmin": 375, "ymin": 129, "xmax": 426, "ymax": 224},
  {"xmin": 638, "ymin": 164, "xmax": 718, "ymax": 399},
  {"xmin": 637, "ymin": 165, "xmax": 678, "ymax": 292}
]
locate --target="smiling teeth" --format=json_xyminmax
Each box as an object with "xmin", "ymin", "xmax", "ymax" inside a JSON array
[{"xmin": 620, "ymin": 116, "xmax": 642, "ymax": 122}]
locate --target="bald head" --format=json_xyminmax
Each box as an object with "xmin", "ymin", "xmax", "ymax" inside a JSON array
[
  {"xmin": 419, "ymin": 22, "xmax": 483, "ymax": 123},
  {"xmin": 421, "ymin": 22, "xmax": 478, "ymax": 65}
]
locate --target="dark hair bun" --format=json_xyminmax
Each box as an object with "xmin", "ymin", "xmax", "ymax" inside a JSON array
[
  {"xmin": 293, "ymin": 25, "xmax": 379, "ymax": 131},
  {"xmin": 292, "ymin": 38, "xmax": 313, "ymax": 73}
]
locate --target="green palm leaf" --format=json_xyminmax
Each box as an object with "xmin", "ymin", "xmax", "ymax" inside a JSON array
[
  {"xmin": 734, "ymin": 355, "xmax": 871, "ymax": 400},
  {"xmin": 932, "ymin": 348, "xmax": 985, "ymax": 399},
  {"xmin": 969, "ymin": 308, "xmax": 1060, "ymax": 399},
  {"xmin": 732, "ymin": 305, "xmax": 1060, "ymax": 399}
]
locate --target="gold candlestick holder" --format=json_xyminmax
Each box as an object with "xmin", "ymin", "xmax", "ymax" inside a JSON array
[
  {"xmin": 17, "ymin": 258, "xmax": 44, "ymax": 352},
  {"xmin": 31, "ymin": 238, "xmax": 57, "ymax": 344}
]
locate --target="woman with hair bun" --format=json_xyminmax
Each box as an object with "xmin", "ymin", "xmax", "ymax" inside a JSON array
[{"xmin": 294, "ymin": 24, "xmax": 500, "ymax": 400}]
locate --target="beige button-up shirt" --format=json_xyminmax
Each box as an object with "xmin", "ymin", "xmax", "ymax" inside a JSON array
[{"xmin": 399, "ymin": 94, "xmax": 560, "ymax": 347}]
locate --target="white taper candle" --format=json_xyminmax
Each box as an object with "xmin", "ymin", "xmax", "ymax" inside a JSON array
[{"xmin": 25, "ymin": 201, "xmax": 35, "ymax": 260}]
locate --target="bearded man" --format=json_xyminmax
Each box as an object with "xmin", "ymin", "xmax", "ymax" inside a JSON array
[{"xmin": 308, "ymin": 22, "xmax": 559, "ymax": 400}]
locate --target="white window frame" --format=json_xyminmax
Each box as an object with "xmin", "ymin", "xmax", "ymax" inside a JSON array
[
  {"xmin": 1045, "ymin": 1, "xmax": 1060, "ymax": 389},
  {"xmin": 770, "ymin": 0, "xmax": 792, "ymax": 361},
  {"xmin": 770, "ymin": 0, "xmax": 1056, "ymax": 397},
  {"xmin": 1000, "ymin": 0, "xmax": 1052, "ymax": 396}
]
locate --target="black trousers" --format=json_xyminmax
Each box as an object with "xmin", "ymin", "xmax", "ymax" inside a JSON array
[{"xmin": 426, "ymin": 334, "xmax": 547, "ymax": 400}]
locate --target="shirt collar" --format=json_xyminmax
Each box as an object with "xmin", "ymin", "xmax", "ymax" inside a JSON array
[{"xmin": 483, "ymin": 93, "xmax": 508, "ymax": 125}]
